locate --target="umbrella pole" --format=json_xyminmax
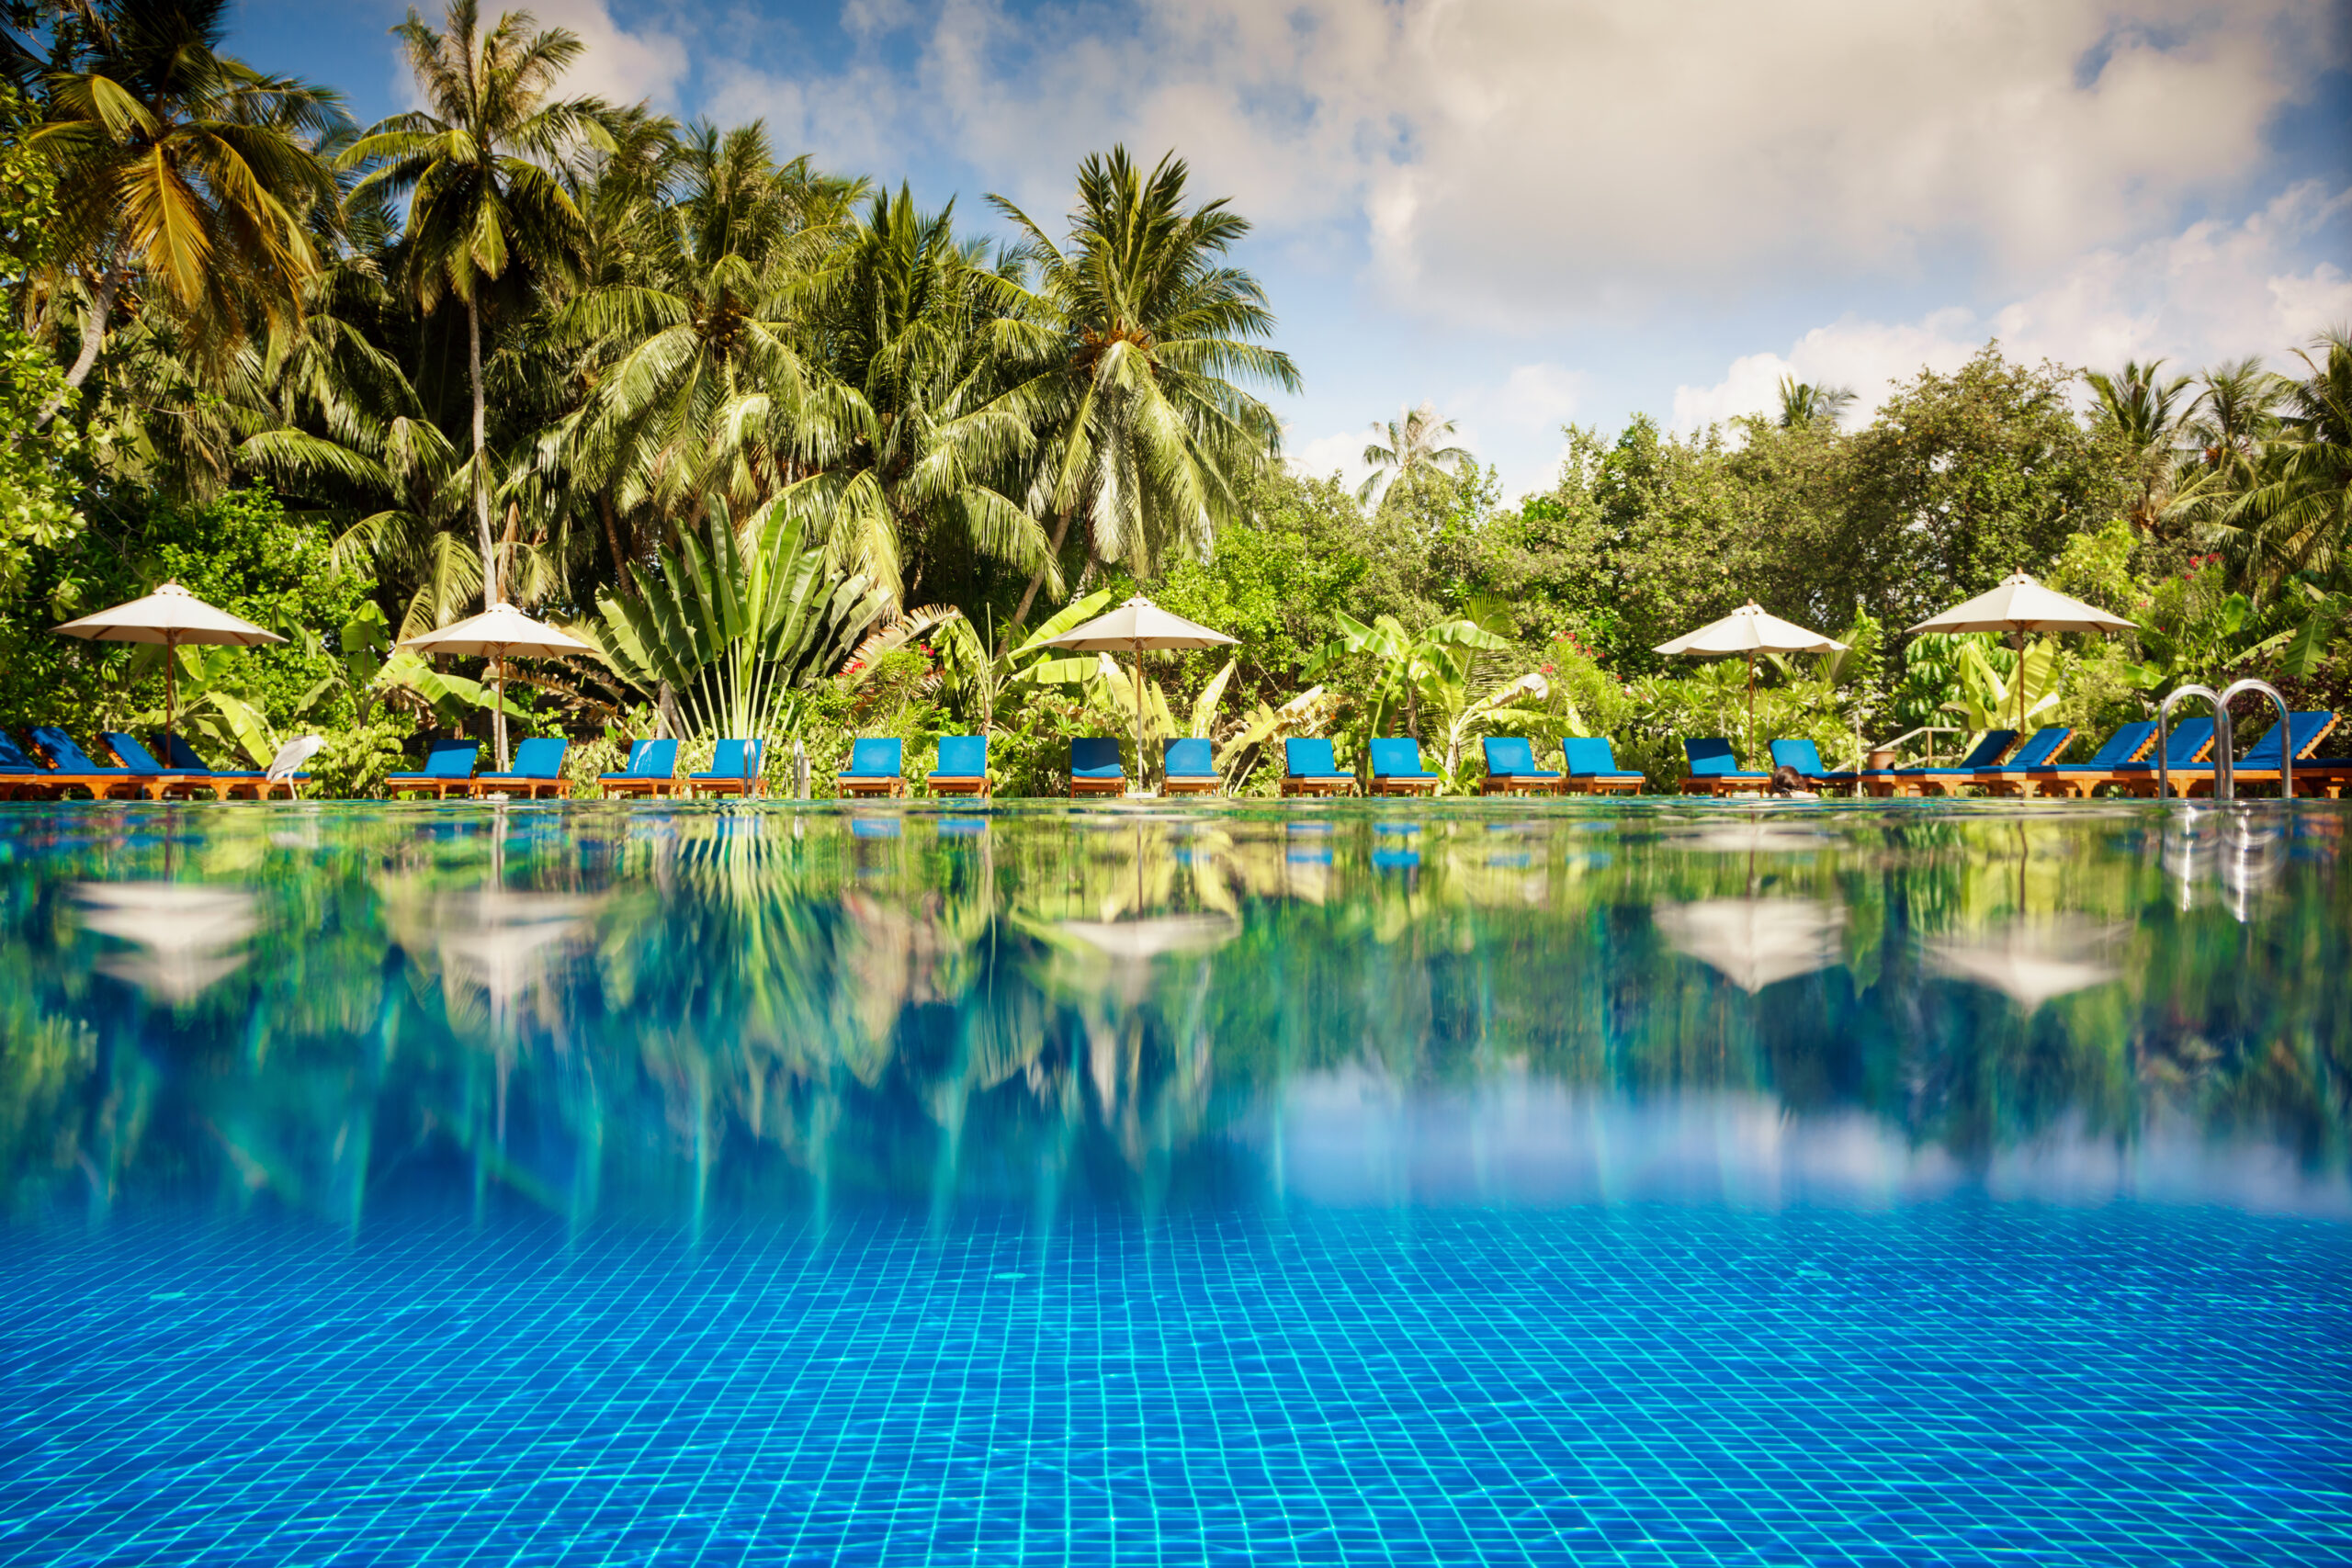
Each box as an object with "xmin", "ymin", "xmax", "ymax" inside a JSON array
[
  {"xmin": 164, "ymin": 630, "xmax": 177, "ymax": 768},
  {"xmin": 1134, "ymin": 642, "xmax": 1145, "ymax": 795},
  {"xmin": 2013, "ymin": 628, "xmax": 2025, "ymax": 737},
  {"xmin": 494, "ymin": 648, "xmax": 509, "ymax": 773},
  {"xmin": 1747, "ymin": 652, "xmax": 1756, "ymax": 766}
]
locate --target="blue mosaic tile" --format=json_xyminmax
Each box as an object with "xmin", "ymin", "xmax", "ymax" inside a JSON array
[{"xmin": 2, "ymin": 1201, "xmax": 2346, "ymax": 1565}]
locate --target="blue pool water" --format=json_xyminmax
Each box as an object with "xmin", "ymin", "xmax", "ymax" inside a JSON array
[{"xmin": 1, "ymin": 799, "xmax": 2348, "ymax": 1565}]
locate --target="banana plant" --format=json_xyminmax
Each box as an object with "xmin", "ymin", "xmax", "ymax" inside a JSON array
[
  {"xmin": 1219, "ymin": 684, "xmax": 1342, "ymax": 787},
  {"xmin": 1088, "ymin": 656, "xmax": 1238, "ymax": 774},
  {"xmin": 1435, "ymin": 671, "xmax": 1554, "ymax": 784},
  {"xmin": 589, "ymin": 495, "xmax": 895, "ymax": 742},
  {"xmin": 929, "ymin": 589, "xmax": 1114, "ymax": 731},
  {"xmin": 1311, "ymin": 605, "xmax": 1514, "ymax": 742},
  {"xmin": 1947, "ymin": 636, "xmax": 2062, "ymax": 731}
]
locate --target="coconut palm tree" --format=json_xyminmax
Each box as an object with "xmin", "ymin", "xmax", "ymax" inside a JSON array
[
  {"xmin": 1357, "ymin": 400, "xmax": 1474, "ymax": 507},
  {"xmin": 992, "ymin": 146, "xmax": 1297, "ymax": 633},
  {"xmin": 2086, "ymin": 358, "xmax": 2193, "ymax": 535},
  {"xmin": 27, "ymin": 0, "xmax": 344, "ymax": 424},
  {"xmin": 1775, "ymin": 377, "xmax": 1854, "ymax": 430},
  {"xmin": 2199, "ymin": 330, "xmax": 2352, "ymax": 594},
  {"xmin": 342, "ymin": 0, "xmax": 612, "ymax": 615}
]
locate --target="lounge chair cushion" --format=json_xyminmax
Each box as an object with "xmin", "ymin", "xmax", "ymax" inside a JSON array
[
  {"xmin": 1889, "ymin": 730, "xmax": 2017, "ymax": 774},
  {"xmin": 29, "ymin": 728, "xmax": 133, "ymax": 775},
  {"xmin": 694, "ymin": 738, "xmax": 761, "ymax": 781},
  {"xmin": 2109, "ymin": 717, "xmax": 2214, "ymax": 773},
  {"xmin": 97, "ymin": 732, "xmax": 178, "ymax": 774},
  {"xmin": 392, "ymin": 739, "xmax": 482, "ymax": 782},
  {"xmin": 0, "ymin": 730, "xmax": 43, "ymax": 772},
  {"xmin": 1564, "ymin": 738, "xmax": 1642, "ymax": 779},
  {"xmin": 1767, "ymin": 739, "xmax": 1858, "ymax": 779},
  {"xmin": 1163, "ymin": 738, "xmax": 1216, "ymax": 778},
  {"xmin": 839, "ymin": 737, "xmax": 903, "ymax": 779},
  {"xmin": 1977, "ymin": 728, "xmax": 2072, "ymax": 772},
  {"xmin": 1483, "ymin": 737, "xmax": 1560, "ymax": 779},
  {"xmin": 1367, "ymin": 737, "xmax": 1437, "ymax": 779},
  {"xmin": 475, "ymin": 737, "xmax": 571, "ymax": 784},
  {"xmin": 1070, "ymin": 738, "xmax": 1125, "ymax": 780},
  {"xmin": 2030, "ymin": 722, "xmax": 2154, "ymax": 772},
  {"xmin": 1683, "ymin": 738, "xmax": 1768, "ymax": 778},
  {"xmin": 1283, "ymin": 738, "xmax": 1352, "ymax": 781},
  {"xmin": 933, "ymin": 735, "xmax": 988, "ymax": 776}
]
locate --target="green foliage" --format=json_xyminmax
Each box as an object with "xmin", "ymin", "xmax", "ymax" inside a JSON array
[
  {"xmin": 0, "ymin": 91, "xmax": 83, "ymax": 592},
  {"xmin": 308, "ymin": 717, "xmax": 413, "ymax": 799}
]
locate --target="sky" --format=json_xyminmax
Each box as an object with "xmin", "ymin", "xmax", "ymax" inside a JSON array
[{"xmin": 230, "ymin": 0, "xmax": 2352, "ymax": 506}]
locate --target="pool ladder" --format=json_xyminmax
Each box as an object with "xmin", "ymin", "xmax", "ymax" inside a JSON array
[{"xmin": 2155, "ymin": 677, "xmax": 2292, "ymax": 801}]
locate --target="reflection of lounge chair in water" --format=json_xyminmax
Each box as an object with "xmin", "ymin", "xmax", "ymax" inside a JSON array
[
  {"xmin": 1564, "ymin": 737, "xmax": 1645, "ymax": 795},
  {"xmin": 1069, "ymin": 738, "xmax": 1126, "ymax": 798},
  {"xmin": 1367, "ymin": 737, "xmax": 1440, "ymax": 796},
  {"xmin": 837, "ymin": 738, "xmax": 903, "ymax": 797},
  {"xmin": 1281, "ymin": 738, "xmax": 1355, "ymax": 797},
  {"xmin": 1160, "ymin": 738, "xmax": 1220, "ymax": 795},
  {"xmin": 469, "ymin": 736, "xmax": 571, "ymax": 798},
  {"xmin": 928, "ymin": 735, "xmax": 990, "ymax": 798},
  {"xmin": 388, "ymin": 739, "xmax": 481, "ymax": 799},
  {"xmin": 1480, "ymin": 737, "xmax": 1559, "ymax": 795},
  {"xmin": 2023, "ymin": 722, "xmax": 2155, "ymax": 798}
]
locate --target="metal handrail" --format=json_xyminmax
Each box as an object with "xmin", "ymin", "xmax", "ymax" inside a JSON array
[
  {"xmin": 2216, "ymin": 677, "xmax": 2292, "ymax": 802},
  {"xmin": 2156, "ymin": 684, "xmax": 2222, "ymax": 801}
]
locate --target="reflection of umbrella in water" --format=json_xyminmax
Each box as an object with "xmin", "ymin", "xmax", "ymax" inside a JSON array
[
  {"xmin": 1927, "ymin": 920, "xmax": 2120, "ymax": 1010},
  {"xmin": 1667, "ymin": 824, "xmax": 1837, "ymax": 856},
  {"xmin": 430, "ymin": 890, "xmax": 600, "ymax": 1035},
  {"xmin": 74, "ymin": 883, "xmax": 259, "ymax": 1003},
  {"xmin": 1653, "ymin": 897, "xmax": 1844, "ymax": 993}
]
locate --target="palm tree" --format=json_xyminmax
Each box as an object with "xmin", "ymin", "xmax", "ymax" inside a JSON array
[
  {"xmin": 2086, "ymin": 358, "xmax": 2193, "ymax": 534},
  {"xmin": 992, "ymin": 147, "xmax": 1298, "ymax": 633},
  {"xmin": 2200, "ymin": 330, "xmax": 2352, "ymax": 594},
  {"xmin": 342, "ymin": 1, "xmax": 611, "ymax": 614},
  {"xmin": 28, "ymin": 0, "xmax": 344, "ymax": 424},
  {"xmin": 1775, "ymin": 377, "xmax": 1855, "ymax": 430},
  {"xmin": 1357, "ymin": 401, "xmax": 1473, "ymax": 507}
]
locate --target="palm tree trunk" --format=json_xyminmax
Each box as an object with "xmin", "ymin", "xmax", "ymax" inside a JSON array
[
  {"xmin": 1004, "ymin": 504, "xmax": 1076, "ymax": 650},
  {"xmin": 36, "ymin": 266, "xmax": 121, "ymax": 427},
  {"xmin": 467, "ymin": 294, "xmax": 506, "ymax": 771}
]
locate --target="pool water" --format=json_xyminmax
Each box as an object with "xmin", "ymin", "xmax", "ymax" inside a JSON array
[{"xmin": 1, "ymin": 799, "xmax": 2346, "ymax": 1566}]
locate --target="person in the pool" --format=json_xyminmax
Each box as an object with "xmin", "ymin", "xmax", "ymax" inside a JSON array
[{"xmin": 1770, "ymin": 764, "xmax": 1817, "ymax": 799}]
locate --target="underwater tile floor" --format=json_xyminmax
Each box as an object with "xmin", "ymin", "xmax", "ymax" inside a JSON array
[{"xmin": 2, "ymin": 1202, "xmax": 2348, "ymax": 1567}]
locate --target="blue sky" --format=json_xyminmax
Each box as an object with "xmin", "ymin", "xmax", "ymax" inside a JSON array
[{"xmin": 232, "ymin": 0, "xmax": 2352, "ymax": 504}]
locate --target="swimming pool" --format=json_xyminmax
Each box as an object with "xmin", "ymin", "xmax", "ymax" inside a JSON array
[{"xmin": 2, "ymin": 799, "xmax": 2346, "ymax": 1565}]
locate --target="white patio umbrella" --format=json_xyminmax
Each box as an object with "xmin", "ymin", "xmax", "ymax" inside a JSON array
[
  {"xmin": 1041, "ymin": 595, "xmax": 1237, "ymax": 790},
  {"xmin": 400, "ymin": 602, "xmax": 594, "ymax": 771},
  {"xmin": 1654, "ymin": 603, "xmax": 1847, "ymax": 761},
  {"xmin": 52, "ymin": 581, "xmax": 285, "ymax": 765},
  {"xmin": 1906, "ymin": 572, "xmax": 2132, "ymax": 737}
]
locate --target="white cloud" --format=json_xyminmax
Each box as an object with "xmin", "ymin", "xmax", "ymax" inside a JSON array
[
  {"xmin": 392, "ymin": 0, "xmax": 689, "ymax": 113},
  {"xmin": 706, "ymin": 0, "xmax": 2340, "ymax": 325},
  {"xmin": 1287, "ymin": 428, "xmax": 1370, "ymax": 491},
  {"xmin": 1670, "ymin": 183, "xmax": 2352, "ymax": 431}
]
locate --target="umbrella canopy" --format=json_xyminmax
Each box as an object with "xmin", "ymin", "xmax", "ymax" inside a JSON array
[
  {"xmin": 1654, "ymin": 603, "xmax": 1847, "ymax": 761},
  {"xmin": 401, "ymin": 603, "xmax": 594, "ymax": 771},
  {"xmin": 1907, "ymin": 572, "xmax": 2132, "ymax": 736},
  {"xmin": 52, "ymin": 581, "xmax": 286, "ymax": 764},
  {"xmin": 1041, "ymin": 596, "xmax": 1237, "ymax": 791}
]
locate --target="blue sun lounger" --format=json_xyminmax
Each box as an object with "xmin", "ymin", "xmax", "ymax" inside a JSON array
[
  {"xmin": 1367, "ymin": 737, "xmax": 1441, "ymax": 796},
  {"xmin": 1282, "ymin": 738, "xmax": 1355, "ymax": 797},
  {"xmin": 470, "ymin": 737, "xmax": 571, "ymax": 798},
  {"xmin": 929, "ymin": 735, "xmax": 990, "ymax": 798},
  {"xmin": 1564, "ymin": 737, "xmax": 1645, "ymax": 795},
  {"xmin": 98, "ymin": 732, "xmax": 228, "ymax": 799},
  {"xmin": 1480, "ymin": 737, "xmax": 1560, "ymax": 795},
  {"xmin": 837, "ymin": 738, "xmax": 904, "ymax": 797},
  {"xmin": 0, "ymin": 730, "xmax": 51, "ymax": 799},
  {"xmin": 2145, "ymin": 711, "xmax": 2336, "ymax": 798},
  {"xmin": 600, "ymin": 738, "xmax": 680, "ymax": 798},
  {"xmin": 1161, "ymin": 738, "xmax": 1219, "ymax": 795},
  {"xmin": 1069, "ymin": 738, "xmax": 1126, "ymax": 797},
  {"xmin": 1768, "ymin": 738, "xmax": 1860, "ymax": 792},
  {"xmin": 686, "ymin": 739, "xmax": 762, "ymax": 798},
  {"xmin": 2103, "ymin": 717, "xmax": 2215, "ymax": 797},
  {"xmin": 1964, "ymin": 727, "xmax": 2074, "ymax": 796},
  {"xmin": 387, "ymin": 739, "xmax": 481, "ymax": 799},
  {"xmin": 1861, "ymin": 729, "xmax": 2017, "ymax": 797},
  {"xmin": 1681, "ymin": 737, "xmax": 1771, "ymax": 796},
  {"xmin": 162, "ymin": 732, "xmax": 306, "ymax": 799},
  {"xmin": 29, "ymin": 727, "xmax": 178, "ymax": 801},
  {"xmin": 2022, "ymin": 721, "xmax": 2155, "ymax": 798}
]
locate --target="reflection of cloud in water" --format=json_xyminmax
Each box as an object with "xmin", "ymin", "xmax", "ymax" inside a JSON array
[
  {"xmin": 1654, "ymin": 897, "xmax": 1843, "ymax": 992},
  {"xmin": 74, "ymin": 883, "xmax": 259, "ymax": 1003},
  {"xmin": 1269, "ymin": 1070, "xmax": 2349, "ymax": 1216}
]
